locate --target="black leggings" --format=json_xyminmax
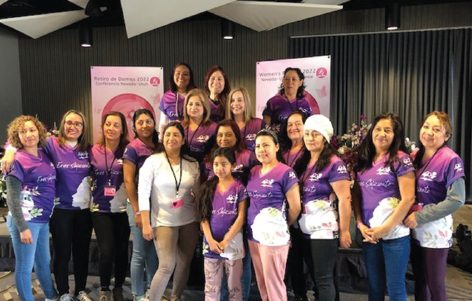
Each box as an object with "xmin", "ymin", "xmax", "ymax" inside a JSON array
[
  {"xmin": 309, "ymin": 239, "xmax": 338, "ymax": 301},
  {"xmin": 91, "ymin": 212, "xmax": 130, "ymax": 289},
  {"xmin": 50, "ymin": 208, "xmax": 93, "ymax": 295}
]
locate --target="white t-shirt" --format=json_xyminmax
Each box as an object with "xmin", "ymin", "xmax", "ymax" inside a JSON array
[{"xmin": 138, "ymin": 152, "xmax": 200, "ymax": 227}]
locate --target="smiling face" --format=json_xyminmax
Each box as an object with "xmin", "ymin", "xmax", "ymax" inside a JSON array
[
  {"xmin": 163, "ymin": 126, "xmax": 184, "ymax": 153},
  {"xmin": 230, "ymin": 90, "xmax": 246, "ymax": 116},
  {"xmin": 304, "ymin": 130, "xmax": 325, "ymax": 153},
  {"xmin": 208, "ymin": 70, "xmax": 225, "ymax": 96},
  {"xmin": 283, "ymin": 70, "xmax": 303, "ymax": 96},
  {"xmin": 372, "ymin": 118, "xmax": 395, "ymax": 154},
  {"xmin": 103, "ymin": 115, "xmax": 123, "ymax": 143},
  {"xmin": 186, "ymin": 96, "xmax": 205, "ymax": 120},
  {"xmin": 134, "ymin": 113, "xmax": 155, "ymax": 140},
  {"xmin": 63, "ymin": 112, "xmax": 84, "ymax": 142},
  {"xmin": 420, "ymin": 115, "xmax": 448, "ymax": 151},
  {"xmin": 213, "ymin": 155, "xmax": 233, "ymax": 181},
  {"xmin": 217, "ymin": 126, "xmax": 237, "ymax": 148},
  {"xmin": 287, "ymin": 113, "xmax": 304, "ymax": 142},
  {"xmin": 19, "ymin": 121, "xmax": 39, "ymax": 149},
  {"xmin": 255, "ymin": 135, "xmax": 279, "ymax": 165},
  {"xmin": 174, "ymin": 65, "xmax": 191, "ymax": 91}
]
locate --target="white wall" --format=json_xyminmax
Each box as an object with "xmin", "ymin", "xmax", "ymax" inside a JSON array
[{"xmin": 0, "ymin": 28, "xmax": 22, "ymax": 143}]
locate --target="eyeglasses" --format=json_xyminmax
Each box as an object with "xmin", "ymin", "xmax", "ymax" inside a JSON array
[{"xmin": 65, "ymin": 120, "xmax": 83, "ymax": 128}]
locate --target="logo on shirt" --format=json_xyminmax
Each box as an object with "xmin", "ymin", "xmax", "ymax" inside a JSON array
[
  {"xmin": 454, "ymin": 163, "xmax": 463, "ymax": 173},
  {"xmin": 289, "ymin": 171, "xmax": 297, "ymax": 179},
  {"xmin": 309, "ymin": 172, "xmax": 322, "ymax": 182},
  {"xmin": 227, "ymin": 193, "xmax": 237, "ymax": 204},
  {"xmin": 196, "ymin": 135, "xmax": 210, "ymax": 143},
  {"xmin": 117, "ymin": 159, "xmax": 123, "ymax": 165},
  {"xmin": 376, "ymin": 166, "xmax": 391, "ymax": 175},
  {"xmin": 403, "ymin": 157, "xmax": 413, "ymax": 166},
  {"xmin": 261, "ymin": 179, "xmax": 275, "ymax": 188},
  {"xmin": 246, "ymin": 133, "xmax": 256, "ymax": 141},
  {"xmin": 420, "ymin": 171, "xmax": 437, "ymax": 182},
  {"xmin": 77, "ymin": 151, "xmax": 89, "ymax": 160},
  {"xmin": 337, "ymin": 165, "xmax": 348, "ymax": 174}
]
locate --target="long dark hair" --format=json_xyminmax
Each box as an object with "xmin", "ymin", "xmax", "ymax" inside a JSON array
[
  {"xmin": 413, "ymin": 111, "xmax": 452, "ymax": 168},
  {"xmin": 293, "ymin": 140, "xmax": 337, "ymax": 180},
  {"xmin": 196, "ymin": 147, "xmax": 236, "ymax": 220},
  {"xmin": 205, "ymin": 119, "xmax": 244, "ymax": 163},
  {"xmin": 132, "ymin": 108, "xmax": 159, "ymax": 147},
  {"xmin": 279, "ymin": 67, "xmax": 306, "ymax": 99},
  {"xmin": 155, "ymin": 121, "xmax": 193, "ymax": 160},
  {"xmin": 169, "ymin": 62, "xmax": 196, "ymax": 93},
  {"xmin": 354, "ymin": 113, "xmax": 407, "ymax": 173}
]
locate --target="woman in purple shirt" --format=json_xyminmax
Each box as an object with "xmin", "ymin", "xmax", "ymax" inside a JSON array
[
  {"xmin": 159, "ymin": 63, "xmax": 196, "ymax": 129},
  {"xmin": 123, "ymin": 109, "xmax": 160, "ymax": 301},
  {"xmin": 90, "ymin": 112, "xmax": 130, "ymax": 301},
  {"xmin": 353, "ymin": 113, "xmax": 415, "ymax": 301},
  {"xmin": 204, "ymin": 65, "xmax": 231, "ymax": 122},
  {"xmin": 246, "ymin": 129, "xmax": 301, "ymax": 301},
  {"xmin": 226, "ymin": 87, "xmax": 264, "ymax": 151},
  {"xmin": 293, "ymin": 114, "xmax": 352, "ymax": 301},
  {"xmin": 5, "ymin": 115, "xmax": 58, "ymax": 301},
  {"xmin": 404, "ymin": 111, "xmax": 465, "ymax": 301}
]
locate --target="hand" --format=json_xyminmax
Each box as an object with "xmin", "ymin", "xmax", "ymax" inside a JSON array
[
  {"xmin": 134, "ymin": 212, "xmax": 143, "ymax": 229},
  {"xmin": 404, "ymin": 212, "xmax": 417, "ymax": 229},
  {"xmin": 1, "ymin": 151, "xmax": 15, "ymax": 174},
  {"xmin": 20, "ymin": 229, "xmax": 33, "ymax": 244},
  {"xmin": 208, "ymin": 239, "xmax": 222, "ymax": 254},
  {"xmin": 219, "ymin": 239, "xmax": 229, "ymax": 251},
  {"xmin": 142, "ymin": 224, "xmax": 154, "ymax": 241},
  {"xmin": 368, "ymin": 226, "xmax": 390, "ymax": 241},
  {"xmin": 339, "ymin": 230, "xmax": 352, "ymax": 248},
  {"xmin": 358, "ymin": 223, "xmax": 377, "ymax": 244}
]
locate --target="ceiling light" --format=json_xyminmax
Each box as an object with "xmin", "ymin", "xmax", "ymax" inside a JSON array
[
  {"xmin": 222, "ymin": 19, "xmax": 234, "ymax": 40},
  {"xmin": 385, "ymin": 2, "xmax": 400, "ymax": 31}
]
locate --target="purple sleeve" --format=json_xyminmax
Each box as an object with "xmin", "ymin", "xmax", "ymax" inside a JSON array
[
  {"xmin": 329, "ymin": 159, "xmax": 350, "ymax": 183},
  {"xmin": 282, "ymin": 168, "xmax": 299, "ymax": 194},
  {"xmin": 123, "ymin": 145, "xmax": 138, "ymax": 165},
  {"xmin": 8, "ymin": 160, "xmax": 25, "ymax": 183},
  {"xmin": 262, "ymin": 98, "xmax": 273, "ymax": 117},
  {"xmin": 395, "ymin": 153, "xmax": 415, "ymax": 177},
  {"xmin": 445, "ymin": 156, "xmax": 465, "ymax": 187},
  {"xmin": 43, "ymin": 137, "xmax": 55, "ymax": 158},
  {"xmin": 237, "ymin": 184, "xmax": 248, "ymax": 203}
]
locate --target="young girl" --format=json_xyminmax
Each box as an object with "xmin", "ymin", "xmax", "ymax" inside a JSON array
[{"xmin": 197, "ymin": 147, "xmax": 248, "ymax": 301}]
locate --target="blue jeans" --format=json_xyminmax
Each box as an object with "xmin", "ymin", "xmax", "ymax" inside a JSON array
[
  {"xmin": 220, "ymin": 246, "xmax": 252, "ymax": 301},
  {"xmin": 7, "ymin": 216, "xmax": 57, "ymax": 301},
  {"xmin": 362, "ymin": 235, "xmax": 410, "ymax": 301},
  {"xmin": 128, "ymin": 204, "xmax": 158, "ymax": 298}
]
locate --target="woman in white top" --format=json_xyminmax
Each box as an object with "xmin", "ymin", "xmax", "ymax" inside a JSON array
[{"xmin": 139, "ymin": 121, "xmax": 200, "ymax": 301}]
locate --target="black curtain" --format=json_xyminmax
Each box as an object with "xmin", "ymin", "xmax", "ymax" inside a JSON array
[{"xmin": 289, "ymin": 28, "xmax": 472, "ymax": 199}]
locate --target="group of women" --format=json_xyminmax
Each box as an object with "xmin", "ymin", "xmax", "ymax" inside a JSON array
[{"xmin": 2, "ymin": 62, "xmax": 465, "ymax": 301}]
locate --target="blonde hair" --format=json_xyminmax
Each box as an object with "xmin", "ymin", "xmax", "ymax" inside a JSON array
[
  {"xmin": 226, "ymin": 87, "xmax": 254, "ymax": 122},
  {"xmin": 183, "ymin": 88, "xmax": 211, "ymax": 126},
  {"xmin": 7, "ymin": 115, "xmax": 48, "ymax": 149}
]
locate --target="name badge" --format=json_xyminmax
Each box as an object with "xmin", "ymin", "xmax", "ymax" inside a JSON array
[
  {"xmin": 172, "ymin": 198, "xmax": 184, "ymax": 209},
  {"xmin": 104, "ymin": 185, "xmax": 116, "ymax": 197}
]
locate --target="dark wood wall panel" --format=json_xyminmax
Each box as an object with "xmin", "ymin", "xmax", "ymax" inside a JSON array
[{"xmin": 18, "ymin": 1, "xmax": 472, "ymax": 140}]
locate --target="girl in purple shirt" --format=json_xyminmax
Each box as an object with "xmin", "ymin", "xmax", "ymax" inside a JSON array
[
  {"xmin": 404, "ymin": 112, "xmax": 465, "ymax": 301},
  {"xmin": 159, "ymin": 63, "xmax": 196, "ymax": 130},
  {"xmin": 226, "ymin": 87, "xmax": 264, "ymax": 151},
  {"xmin": 5, "ymin": 115, "xmax": 58, "ymax": 301},
  {"xmin": 246, "ymin": 130, "xmax": 301, "ymax": 301},
  {"xmin": 90, "ymin": 112, "xmax": 130, "ymax": 301},
  {"xmin": 182, "ymin": 88, "xmax": 217, "ymax": 164},
  {"xmin": 353, "ymin": 113, "xmax": 415, "ymax": 301},
  {"xmin": 123, "ymin": 109, "xmax": 159, "ymax": 301},
  {"xmin": 205, "ymin": 65, "xmax": 231, "ymax": 122},
  {"xmin": 293, "ymin": 114, "xmax": 352, "ymax": 301},
  {"xmin": 197, "ymin": 147, "xmax": 248, "ymax": 301}
]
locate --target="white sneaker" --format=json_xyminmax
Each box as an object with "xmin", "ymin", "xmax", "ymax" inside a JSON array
[
  {"xmin": 60, "ymin": 293, "xmax": 75, "ymax": 301},
  {"xmin": 45, "ymin": 297, "xmax": 59, "ymax": 301},
  {"xmin": 77, "ymin": 291, "xmax": 94, "ymax": 301}
]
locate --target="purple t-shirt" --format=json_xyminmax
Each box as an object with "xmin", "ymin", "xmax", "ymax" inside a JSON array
[
  {"xmin": 283, "ymin": 147, "xmax": 305, "ymax": 168},
  {"xmin": 90, "ymin": 144, "xmax": 127, "ymax": 213},
  {"xmin": 123, "ymin": 138, "xmax": 154, "ymax": 171},
  {"xmin": 44, "ymin": 137, "xmax": 91, "ymax": 210},
  {"xmin": 416, "ymin": 146, "xmax": 465, "ymax": 206},
  {"xmin": 240, "ymin": 118, "xmax": 264, "ymax": 151},
  {"xmin": 159, "ymin": 90, "xmax": 185, "ymax": 121},
  {"xmin": 186, "ymin": 121, "xmax": 217, "ymax": 161},
  {"xmin": 263, "ymin": 94, "xmax": 312, "ymax": 134},
  {"xmin": 203, "ymin": 180, "xmax": 247, "ymax": 259},
  {"xmin": 209, "ymin": 98, "xmax": 225, "ymax": 122},
  {"xmin": 356, "ymin": 151, "xmax": 415, "ymax": 228},
  {"xmin": 246, "ymin": 162, "xmax": 298, "ymax": 245},
  {"xmin": 8, "ymin": 149, "xmax": 56, "ymax": 223},
  {"xmin": 204, "ymin": 149, "xmax": 257, "ymax": 180}
]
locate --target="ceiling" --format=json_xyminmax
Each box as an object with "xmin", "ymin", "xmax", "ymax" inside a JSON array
[{"xmin": 0, "ymin": 0, "xmax": 465, "ymax": 39}]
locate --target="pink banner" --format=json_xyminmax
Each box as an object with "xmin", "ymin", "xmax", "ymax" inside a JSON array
[
  {"xmin": 256, "ymin": 56, "xmax": 331, "ymax": 117},
  {"xmin": 90, "ymin": 66, "xmax": 164, "ymax": 142}
]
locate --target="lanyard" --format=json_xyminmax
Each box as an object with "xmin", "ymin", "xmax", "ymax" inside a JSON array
[
  {"xmin": 103, "ymin": 144, "xmax": 117, "ymax": 184},
  {"xmin": 186, "ymin": 121, "xmax": 202, "ymax": 148},
  {"xmin": 165, "ymin": 152, "xmax": 183, "ymax": 196}
]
